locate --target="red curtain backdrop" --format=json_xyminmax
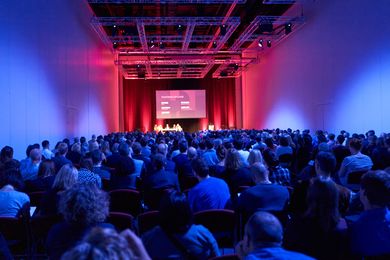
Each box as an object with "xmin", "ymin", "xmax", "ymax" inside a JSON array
[{"xmin": 123, "ymin": 77, "xmax": 236, "ymax": 132}]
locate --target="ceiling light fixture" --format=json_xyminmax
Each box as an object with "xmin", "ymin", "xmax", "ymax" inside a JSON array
[
  {"xmin": 258, "ymin": 39, "xmax": 263, "ymax": 48},
  {"xmin": 285, "ymin": 23, "xmax": 292, "ymax": 34}
]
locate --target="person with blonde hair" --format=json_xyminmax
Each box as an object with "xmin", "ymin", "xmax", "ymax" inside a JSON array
[
  {"xmin": 62, "ymin": 227, "xmax": 151, "ymax": 260},
  {"xmin": 39, "ymin": 164, "xmax": 78, "ymax": 216},
  {"xmin": 247, "ymin": 149, "xmax": 264, "ymax": 166}
]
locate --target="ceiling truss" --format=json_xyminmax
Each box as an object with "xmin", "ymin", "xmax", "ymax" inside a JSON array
[{"xmin": 87, "ymin": 1, "xmax": 304, "ymax": 79}]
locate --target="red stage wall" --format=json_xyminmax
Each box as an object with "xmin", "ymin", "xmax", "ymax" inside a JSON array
[{"xmin": 123, "ymin": 78, "xmax": 236, "ymax": 132}]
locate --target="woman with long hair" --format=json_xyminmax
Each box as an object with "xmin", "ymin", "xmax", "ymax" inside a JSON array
[
  {"xmin": 284, "ymin": 177, "xmax": 347, "ymax": 259},
  {"xmin": 224, "ymin": 148, "xmax": 254, "ymax": 195}
]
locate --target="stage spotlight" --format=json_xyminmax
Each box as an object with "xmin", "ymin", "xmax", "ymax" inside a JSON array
[
  {"xmin": 267, "ymin": 40, "xmax": 272, "ymax": 48},
  {"xmin": 177, "ymin": 24, "xmax": 183, "ymax": 35},
  {"xmin": 149, "ymin": 39, "xmax": 155, "ymax": 49},
  {"xmin": 220, "ymin": 71, "xmax": 228, "ymax": 77},
  {"xmin": 159, "ymin": 41, "xmax": 165, "ymax": 49},
  {"xmin": 258, "ymin": 23, "xmax": 273, "ymax": 34},
  {"xmin": 285, "ymin": 23, "xmax": 292, "ymax": 34},
  {"xmin": 220, "ymin": 24, "xmax": 227, "ymax": 36},
  {"xmin": 112, "ymin": 25, "xmax": 118, "ymax": 36},
  {"xmin": 258, "ymin": 39, "xmax": 263, "ymax": 48},
  {"xmin": 212, "ymin": 41, "xmax": 217, "ymax": 48}
]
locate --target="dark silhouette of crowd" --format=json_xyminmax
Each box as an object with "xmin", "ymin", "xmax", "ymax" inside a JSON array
[{"xmin": 0, "ymin": 128, "xmax": 389, "ymax": 259}]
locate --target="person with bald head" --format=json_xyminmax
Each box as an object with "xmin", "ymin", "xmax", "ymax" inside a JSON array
[
  {"xmin": 236, "ymin": 211, "xmax": 313, "ymax": 259},
  {"xmin": 187, "ymin": 146, "xmax": 198, "ymax": 161},
  {"xmin": 20, "ymin": 148, "xmax": 42, "ymax": 181},
  {"xmin": 236, "ymin": 163, "xmax": 289, "ymax": 219}
]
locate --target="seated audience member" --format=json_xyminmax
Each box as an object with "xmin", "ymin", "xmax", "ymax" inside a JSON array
[
  {"xmin": 236, "ymin": 211, "xmax": 313, "ymax": 260},
  {"xmin": 187, "ymin": 146, "xmax": 198, "ymax": 162},
  {"xmin": 140, "ymin": 137, "xmax": 151, "ymax": 158},
  {"xmin": 224, "ymin": 148, "xmax": 254, "ymax": 195},
  {"xmin": 109, "ymin": 143, "xmax": 137, "ymax": 190},
  {"xmin": 284, "ymin": 178, "xmax": 348, "ymax": 259},
  {"xmin": 234, "ymin": 138, "xmax": 250, "ymax": 164},
  {"xmin": 66, "ymin": 143, "xmax": 82, "ymax": 165},
  {"xmin": 46, "ymin": 184, "xmax": 112, "ymax": 259},
  {"xmin": 142, "ymin": 191, "xmax": 220, "ymax": 259},
  {"xmin": 209, "ymin": 144, "xmax": 227, "ymax": 179},
  {"xmin": 105, "ymin": 143, "xmax": 121, "ymax": 168},
  {"xmin": 297, "ymin": 142, "xmax": 330, "ymax": 182},
  {"xmin": 236, "ymin": 163, "xmax": 289, "ymax": 218},
  {"xmin": 91, "ymin": 149, "xmax": 110, "ymax": 180},
  {"xmin": 188, "ymin": 158, "xmax": 230, "ymax": 213},
  {"xmin": 142, "ymin": 154, "xmax": 180, "ymax": 207},
  {"xmin": 275, "ymin": 135, "xmax": 293, "ymax": 160},
  {"xmin": 25, "ymin": 159, "xmax": 56, "ymax": 192},
  {"xmin": 252, "ymin": 135, "xmax": 266, "ymax": 151},
  {"xmin": 201, "ymin": 139, "xmax": 219, "ymax": 166},
  {"xmin": 78, "ymin": 158, "xmax": 102, "ymax": 188},
  {"xmin": 41, "ymin": 140, "xmax": 54, "ymax": 160},
  {"xmin": 247, "ymin": 149, "xmax": 264, "ymax": 166},
  {"xmin": 156, "ymin": 143, "xmax": 175, "ymax": 173},
  {"xmin": 131, "ymin": 142, "xmax": 146, "ymax": 176},
  {"xmin": 0, "ymin": 169, "xmax": 30, "ymax": 217},
  {"xmin": 0, "ymin": 146, "xmax": 20, "ymax": 171},
  {"xmin": 290, "ymin": 152, "xmax": 351, "ymax": 216},
  {"xmin": 39, "ymin": 164, "xmax": 78, "ymax": 216},
  {"xmin": 327, "ymin": 133, "xmax": 336, "ymax": 149},
  {"xmin": 20, "ymin": 148, "xmax": 42, "ymax": 181},
  {"xmin": 172, "ymin": 140, "xmax": 194, "ymax": 179},
  {"xmin": 53, "ymin": 142, "xmax": 72, "ymax": 173},
  {"xmin": 350, "ymin": 170, "xmax": 390, "ymax": 257},
  {"xmin": 62, "ymin": 228, "xmax": 151, "ymax": 260},
  {"xmin": 295, "ymin": 134, "xmax": 313, "ymax": 173},
  {"xmin": 263, "ymin": 149, "xmax": 291, "ymax": 186},
  {"xmin": 19, "ymin": 144, "xmax": 36, "ymax": 171},
  {"xmin": 338, "ymin": 138, "xmax": 373, "ymax": 185},
  {"xmin": 332, "ymin": 134, "xmax": 350, "ymax": 171},
  {"xmin": 100, "ymin": 140, "xmax": 112, "ymax": 158}
]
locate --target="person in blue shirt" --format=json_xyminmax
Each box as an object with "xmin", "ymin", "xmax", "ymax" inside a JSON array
[
  {"xmin": 188, "ymin": 157, "xmax": 230, "ymax": 213},
  {"xmin": 201, "ymin": 139, "xmax": 219, "ymax": 167},
  {"xmin": 235, "ymin": 211, "xmax": 313, "ymax": 260},
  {"xmin": 350, "ymin": 170, "xmax": 390, "ymax": 257}
]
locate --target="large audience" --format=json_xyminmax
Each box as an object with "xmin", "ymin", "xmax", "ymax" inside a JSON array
[{"xmin": 0, "ymin": 128, "xmax": 389, "ymax": 259}]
